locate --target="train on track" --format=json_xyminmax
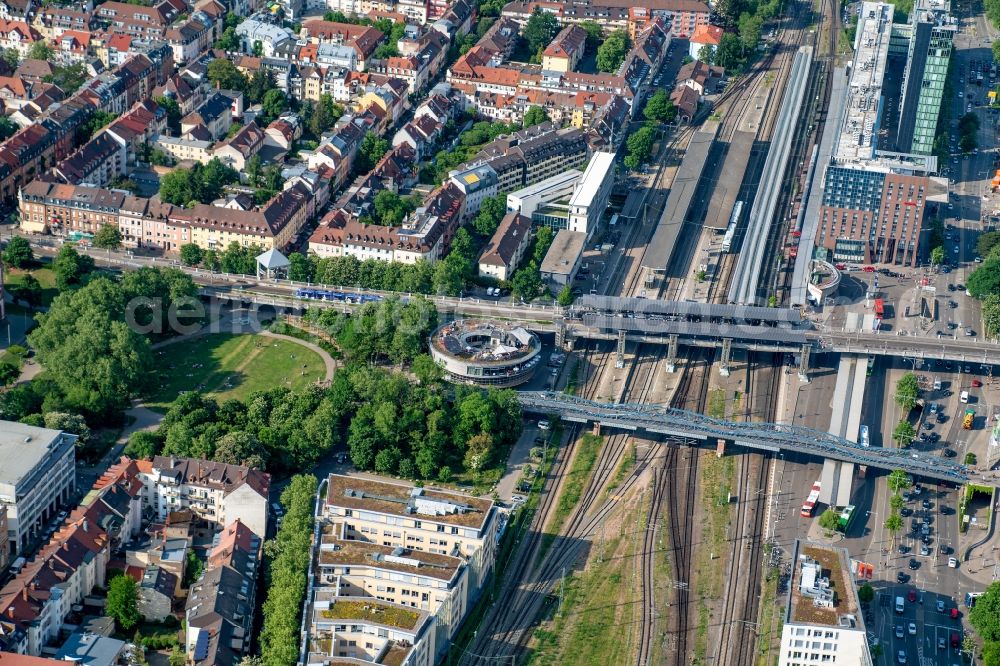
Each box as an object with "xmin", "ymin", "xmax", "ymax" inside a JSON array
[
  {"xmin": 721, "ymin": 201, "xmax": 744, "ymax": 253},
  {"xmin": 294, "ymin": 288, "xmax": 384, "ymax": 304}
]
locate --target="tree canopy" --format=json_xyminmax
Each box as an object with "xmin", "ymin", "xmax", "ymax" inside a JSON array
[
  {"xmin": 159, "ymin": 159, "xmax": 239, "ymax": 206},
  {"xmin": 894, "ymin": 373, "xmax": 920, "ymax": 411},
  {"xmin": 106, "ymin": 574, "xmax": 141, "ymax": 631},
  {"xmin": 3, "ymin": 236, "xmax": 33, "ymax": 268},
  {"xmin": 523, "ymin": 10, "xmax": 560, "ymax": 57},
  {"xmin": 971, "ymin": 581, "xmax": 1000, "ymax": 642},
  {"xmin": 596, "ymin": 30, "xmax": 630, "ymax": 73},
  {"xmin": 523, "ymin": 105, "xmax": 550, "ymax": 127}
]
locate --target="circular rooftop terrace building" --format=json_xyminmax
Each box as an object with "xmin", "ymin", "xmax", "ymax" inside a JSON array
[{"xmin": 430, "ymin": 319, "xmax": 542, "ymax": 387}]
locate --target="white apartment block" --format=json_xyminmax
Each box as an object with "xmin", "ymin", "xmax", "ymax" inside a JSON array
[
  {"xmin": 567, "ymin": 151, "xmax": 615, "ymax": 237},
  {"xmin": 309, "ymin": 593, "xmax": 436, "ymax": 666},
  {"xmin": 316, "ymin": 535, "xmax": 469, "ymax": 645},
  {"xmin": 137, "ymin": 457, "xmax": 270, "ymax": 538},
  {"xmin": 0, "ymin": 421, "xmax": 77, "ymax": 557},
  {"xmin": 778, "ymin": 540, "xmax": 872, "ymax": 666}
]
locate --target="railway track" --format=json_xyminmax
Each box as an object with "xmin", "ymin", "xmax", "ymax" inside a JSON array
[{"xmin": 713, "ymin": 353, "xmax": 782, "ymax": 666}]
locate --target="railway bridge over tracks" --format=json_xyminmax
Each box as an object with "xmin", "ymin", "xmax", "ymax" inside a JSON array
[{"xmin": 518, "ymin": 392, "xmax": 988, "ymax": 486}]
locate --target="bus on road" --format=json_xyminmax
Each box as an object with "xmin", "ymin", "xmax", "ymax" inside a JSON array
[
  {"xmin": 837, "ymin": 505, "xmax": 858, "ymax": 533},
  {"xmin": 801, "ymin": 481, "xmax": 822, "ymax": 517}
]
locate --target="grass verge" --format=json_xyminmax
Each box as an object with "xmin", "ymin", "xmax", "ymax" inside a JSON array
[
  {"xmin": 692, "ymin": 452, "xmax": 735, "ymax": 664},
  {"xmin": 605, "ymin": 443, "xmax": 635, "ymax": 496},
  {"xmin": 707, "ymin": 389, "xmax": 726, "ymax": 419},
  {"xmin": 755, "ymin": 565, "xmax": 782, "ymax": 665},
  {"xmin": 539, "ymin": 433, "xmax": 603, "ymax": 559}
]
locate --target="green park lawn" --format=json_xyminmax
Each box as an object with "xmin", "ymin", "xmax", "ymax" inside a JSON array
[
  {"xmin": 5, "ymin": 267, "xmax": 58, "ymax": 307},
  {"xmin": 147, "ymin": 333, "xmax": 326, "ymax": 410}
]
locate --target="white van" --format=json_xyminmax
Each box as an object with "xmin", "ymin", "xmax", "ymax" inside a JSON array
[
  {"xmin": 934, "ymin": 377, "xmax": 942, "ymax": 391},
  {"xmin": 895, "ymin": 596, "xmax": 905, "ymax": 613},
  {"xmin": 961, "ymin": 391, "xmax": 970, "ymax": 404},
  {"xmin": 8, "ymin": 556, "xmax": 25, "ymax": 575}
]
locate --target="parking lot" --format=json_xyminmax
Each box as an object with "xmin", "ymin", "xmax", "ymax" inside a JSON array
[{"xmin": 872, "ymin": 584, "xmax": 964, "ymax": 666}]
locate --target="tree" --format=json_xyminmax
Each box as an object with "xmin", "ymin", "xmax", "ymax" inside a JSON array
[
  {"xmin": 890, "ymin": 493, "xmax": 905, "ymax": 512},
  {"xmin": 644, "ymin": 89, "xmax": 677, "ymax": 124},
  {"xmin": 155, "ymin": 95, "xmax": 181, "ymax": 134},
  {"xmin": 374, "ymin": 446, "xmax": 402, "ymax": 475},
  {"xmin": 288, "ymin": 253, "xmax": 314, "ymax": 282},
  {"xmin": 698, "ymin": 43, "xmax": 715, "ymax": 64},
  {"xmin": 27, "ymin": 42, "xmax": 53, "ymax": 61},
  {"xmin": 472, "ymin": 194, "xmax": 506, "ymax": 236},
  {"xmin": 983, "ymin": 294, "xmax": 1000, "ymax": 338},
  {"xmin": 887, "ymin": 469, "xmax": 912, "ymax": 494},
  {"xmin": 2, "ymin": 48, "xmax": 18, "ymax": 69},
  {"xmin": 596, "ymin": 29, "xmax": 629, "ymax": 73},
  {"xmin": 3, "ymin": 236, "xmax": 33, "ymax": 268},
  {"xmin": 356, "ymin": 131, "xmax": 389, "ymax": 174},
  {"xmin": 44, "ymin": 412, "xmax": 90, "ymax": 443},
  {"xmin": 930, "ymin": 245, "xmax": 945, "ymax": 265},
  {"xmin": 261, "ymin": 89, "xmax": 288, "ymax": 123},
  {"xmin": 214, "ymin": 431, "xmax": 268, "ymax": 469},
  {"xmin": 245, "ymin": 154, "xmax": 263, "ymax": 187},
  {"xmin": 993, "ymin": 38, "xmax": 1000, "ymax": 64},
  {"xmin": 978, "ymin": 231, "xmax": 1000, "ymax": 258},
  {"xmin": 168, "ymin": 647, "xmax": 186, "ymax": 666},
  {"xmin": 79, "ymin": 110, "xmax": 117, "ymax": 140},
  {"xmin": 124, "ymin": 431, "xmax": 160, "ymax": 459},
  {"xmin": 511, "ymin": 265, "xmax": 542, "ymax": 302},
  {"xmin": 464, "ymin": 432, "xmax": 494, "ymax": 472},
  {"xmin": 106, "ymin": 574, "xmax": 141, "ymax": 631},
  {"xmin": 93, "ymin": 224, "xmax": 122, "ymax": 250},
  {"xmin": 522, "ymin": 9, "xmax": 559, "ymax": 55},
  {"xmin": 892, "ymin": 420, "xmax": 915, "ymax": 446},
  {"xmin": 894, "ymin": 373, "xmax": 920, "ymax": 411},
  {"xmin": 818, "ymin": 508, "xmax": 839, "ymax": 531},
  {"xmin": 0, "ymin": 362, "xmax": 18, "ymax": 386},
  {"xmin": 624, "ymin": 125, "xmax": 656, "ymax": 170},
  {"xmin": 857, "ymin": 583, "xmax": 874, "ymax": 603},
  {"xmin": 207, "ymin": 58, "xmax": 247, "ymax": 91},
  {"xmin": 522, "ymin": 105, "xmax": 549, "ymax": 127},
  {"xmin": 968, "ymin": 256, "xmax": 1000, "ymax": 298},
  {"xmin": 180, "ymin": 243, "xmax": 203, "ymax": 267},
  {"xmin": 579, "ymin": 20, "xmax": 603, "ymax": 51},
  {"xmin": 715, "ymin": 33, "xmax": 745, "ymax": 70},
  {"xmin": 53, "ymin": 245, "xmax": 95, "ymax": 290},
  {"xmin": 216, "ymin": 26, "xmax": 240, "ymax": 51},
  {"xmin": 557, "ymin": 284, "xmax": 574, "ymax": 306},
  {"xmin": 11, "ymin": 273, "xmax": 42, "ymax": 308},
  {"xmin": 971, "ymin": 582, "xmax": 1000, "ymax": 642},
  {"xmin": 884, "ymin": 511, "xmax": 903, "ymax": 547},
  {"xmin": 159, "ymin": 169, "xmax": 194, "ymax": 206}
]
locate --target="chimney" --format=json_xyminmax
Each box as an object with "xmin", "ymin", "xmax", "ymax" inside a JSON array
[{"xmin": 20, "ymin": 589, "xmax": 27, "ymax": 602}]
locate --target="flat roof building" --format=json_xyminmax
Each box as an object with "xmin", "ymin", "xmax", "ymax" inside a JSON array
[
  {"xmin": 506, "ymin": 169, "xmax": 582, "ymax": 221},
  {"xmin": 540, "ymin": 229, "xmax": 586, "ymax": 286},
  {"xmin": 778, "ymin": 539, "xmax": 871, "ymax": 666},
  {"xmin": 568, "ymin": 151, "xmax": 615, "ymax": 237},
  {"xmin": 815, "ymin": 1, "xmax": 949, "ymax": 267},
  {"xmin": 0, "ymin": 421, "xmax": 77, "ymax": 557}
]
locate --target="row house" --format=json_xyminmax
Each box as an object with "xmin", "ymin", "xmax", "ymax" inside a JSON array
[
  {"xmin": 55, "ymin": 29, "xmax": 92, "ymax": 64},
  {"xmin": 0, "ymin": 20, "xmax": 41, "ymax": 58},
  {"xmin": 214, "ymin": 121, "xmax": 265, "ymax": 172},
  {"xmin": 184, "ymin": 181, "xmax": 313, "ymax": 252},
  {"xmin": 391, "ymin": 113, "xmax": 442, "ymax": 160},
  {"xmin": 165, "ymin": 14, "xmax": 213, "ymax": 64},
  {"xmin": 19, "ymin": 180, "xmax": 125, "ymax": 236},
  {"xmin": 52, "ymin": 130, "xmax": 127, "ymax": 187},
  {"xmin": 0, "ymin": 456, "xmax": 145, "ymax": 656},
  {"xmin": 308, "ymin": 180, "xmax": 463, "ymax": 263},
  {"xmin": 106, "ymin": 99, "xmax": 168, "ymax": 164},
  {"xmin": 152, "ymin": 73, "xmax": 205, "ymax": 114},
  {"xmin": 300, "ymin": 19, "xmax": 383, "ymax": 69},
  {"xmin": 501, "ymin": 0, "xmax": 709, "ymax": 39},
  {"xmin": 431, "ymin": 0, "xmax": 473, "ymax": 37},
  {"xmin": 306, "ymin": 108, "xmax": 375, "ymax": 187},
  {"xmin": 94, "ymin": 0, "xmax": 181, "ymax": 40},
  {"xmin": 31, "ymin": 7, "xmax": 95, "ymax": 40},
  {"xmin": 0, "ymin": 0, "xmax": 33, "ymax": 22},
  {"xmin": 264, "ymin": 116, "xmax": 300, "ymax": 151},
  {"xmin": 119, "ymin": 195, "xmax": 187, "ymax": 250},
  {"xmin": 541, "ymin": 25, "xmax": 587, "ymax": 73},
  {"xmin": 95, "ymin": 35, "xmax": 174, "ymax": 80},
  {"xmin": 185, "ymin": 520, "xmax": 262, "ymax": 666},
  {"xmin": 181, "ymin": 91, "xmax": 233, "ymax": 140}
]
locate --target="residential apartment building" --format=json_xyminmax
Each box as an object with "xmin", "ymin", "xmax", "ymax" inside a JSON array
[
  {"xmin": 185, "ymin": 520, "xmax": 262, "ymax": 666},
  {"xmin": 308, "ymin": 474, "xmax": 500, "ymax": 665},
  {"xmin": 0, "ymin": 456, "xmax": 145, "ymax": 656},
  {"xmin": 52, "ymin": 131, "xmax": 127, "ymax": 187},
  {"xmin": 478, "ymin": 212, "xmax": 532, "ymax": 280},
  {"xmin": 448, "ymin": 162, "xmax": 499, "ymax": 219},
  {"xmin": 471, "ymin": 122, "xmax": 590, "ymax": 193},
  {"xmin": 307, "ymin": 181, "xmax": 464, "ymax": 263},
  {"xmin": 0, "ymin": 505, "xmax": 9, "ymax": 572},
  {"xmin": 323, "ymin": 474, "xmax": 498, "ymax": 588},
  {"xmin": 778, "ymin": 540, "xmax": 872, "ymax": 666},
  {"xmin": 137, "ymin": 457, "xmax": 270, "ymax": 538},
  {"xmin": 541, "ymin": 25, "xmax": 587, "ymax": 72},
  {"xmin": 501, "ymin": 0, "xmax": 708, "ymax": 38},
  {"xmin": 0, "ymin": 421, "xmax": 77, "ymax": 558},
  {"xmin": 308, "ymin": 594, "xmax": 436, "ymax": 666}
]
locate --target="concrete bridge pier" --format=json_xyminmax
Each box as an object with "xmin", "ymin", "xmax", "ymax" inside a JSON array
[
  {"xmin": 555, "ymin": 320, "xmax": 565, "ymax": 349},
  {"xmin": 716, "ymin": 438, "xmax": 726, "ymax": 457},
  {"xmin": 719, "ymin": 338, "xmax": 732, "ymax": 377},
  {"xmin": 593, "ymin": 422, "xmax": 602, "ymax": 436},
  {"xmin": 798, "ymin": 343, "xmax": 811, "ymax": 383},
  {"xmin": 665, "ymin": 334, "xmax": 679, "ymax": 373},
  {"xmin": 615, "ymin": 330, "xmax": 626, "ymax": 369}
]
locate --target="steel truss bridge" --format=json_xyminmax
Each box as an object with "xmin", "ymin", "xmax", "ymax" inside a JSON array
[{"xmin": 518, "ymin": 392, "xmax": 988, "ymax": 486}]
